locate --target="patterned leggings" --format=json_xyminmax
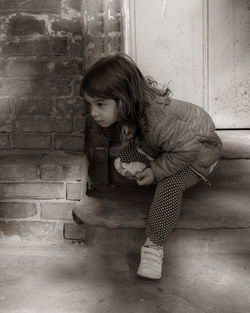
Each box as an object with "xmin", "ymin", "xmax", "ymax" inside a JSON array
[{"xmin": 117, "ymin": 145, "xmax": 201, "ymax": 246}]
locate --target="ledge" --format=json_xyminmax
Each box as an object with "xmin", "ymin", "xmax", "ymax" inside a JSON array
[{"xmin": 73, "ymin": 183, "xmax": 250, "ymax": 230}]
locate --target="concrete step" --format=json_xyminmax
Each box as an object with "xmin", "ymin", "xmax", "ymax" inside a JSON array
[
  {"xmin": 217, "ymin": 130, "xmax": 250, "ymax": 158},
  {"xmin": 72, "ymin": 182, "xmax": 250, "ymax": 252}
]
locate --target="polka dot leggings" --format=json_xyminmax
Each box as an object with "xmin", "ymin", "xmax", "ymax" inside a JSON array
[{"xmin": 117, "ymin": 144, "xmax": 201, "ymax": 246}]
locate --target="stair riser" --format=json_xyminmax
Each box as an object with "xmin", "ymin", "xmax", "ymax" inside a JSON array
[
  {"xmin": 84, "ymin": 225, "xmax": 250, "ymax": 254},
  {"xmin": 209, "ymin": 159, "xmax": 250, "ymax": 185}
]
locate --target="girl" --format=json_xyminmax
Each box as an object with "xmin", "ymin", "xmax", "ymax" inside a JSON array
[{"xmin": 80, "ymin": 54, "xmax": 222, "ymax": 280}]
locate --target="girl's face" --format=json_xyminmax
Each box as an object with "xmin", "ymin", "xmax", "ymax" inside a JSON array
[{"xmin": 85, "ymin": 94, "xmax": 119, "ymax": 127}]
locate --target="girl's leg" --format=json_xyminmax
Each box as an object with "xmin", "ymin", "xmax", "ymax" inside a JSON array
[
  {"xmin": 137, "ymin": 167, "xmax": 201, "ymax": 279},
  {"xmin": 146, "ymin": 166, "xmax": 201, "ymax": 246}
]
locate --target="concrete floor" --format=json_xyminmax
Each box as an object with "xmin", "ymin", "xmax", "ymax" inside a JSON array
[{"xmin": 0, "ymin": 239, "xmax": 250, "ymax": 313}]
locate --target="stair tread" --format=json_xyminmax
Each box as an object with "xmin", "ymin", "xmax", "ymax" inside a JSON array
[{"xmin": 73, "ymin": 183, "xmax": 250, "ymax": 230}]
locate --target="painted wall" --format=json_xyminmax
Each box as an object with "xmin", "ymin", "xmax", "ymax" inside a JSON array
[{"xmin": 128, "ymin": 0, "xmax": 250, "ymax": 128}]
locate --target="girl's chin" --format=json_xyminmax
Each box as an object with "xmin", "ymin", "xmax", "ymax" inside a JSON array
[{"xmin": 97, "ymin": 121, "xmax": 115, "ymax": 127}]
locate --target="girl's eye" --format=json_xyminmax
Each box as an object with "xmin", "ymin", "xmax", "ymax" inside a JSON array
[{"xmin": 97, "ymin": 102, "xmax": 103, "ymax": 108}]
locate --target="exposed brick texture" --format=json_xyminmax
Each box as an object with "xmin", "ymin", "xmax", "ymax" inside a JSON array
[
  {"xmin": 0, "ymin": 182, "xmax": 65, "ymax": 199},
  {"xmin": 41, "ymin": 202, "xmax": 75, "ymax": 219},
  {"xmin": 12, "ymin": 134, "xmax": 51, "ymax": 149},
  {"xmin": 0, "ymin": 202, "xmax": 37, "ymax": 218},
  {"xmin": 0, "ymin": 0, "xmax": 123, "ymax": 240},
  {"xmin": 0, "ymin": 0, "xmax": 85, "ymax": 154},
  {"xmin": 0, "ymin": 0, "xmax": 62, "ymax": 14},
  {"xmin": 54, "ymin": 134, "xmax": 85, "ymax": 152},
  {"xmin": 0, "ymin": 134, "xmax": 10, "ymax": 149},
  {"xmin": 0, "ymin": 155, "xmax": 40, "ymax": 181},
  {"xmin": 63, "ymin": 222, "xmax": 86, "ymax": 240},
  {"xmin": 66, "ymin": 182, "xmax": 85, "ymax": 200},
  {"xmin": 0, "ymin": 220, "xmax": 63, "ymax": 241},
  {"xmin": 8, "ymin": 15, "xmax": 46, "ymax": 36},
  {"xmin": 39, "ymin": 153, "xmax": 87, "ymax": 181}
]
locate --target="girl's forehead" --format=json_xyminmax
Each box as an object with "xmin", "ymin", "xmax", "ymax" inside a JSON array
[{"xmin": 84, "ymin": 94, "xmax": 105, "ymax": 102}]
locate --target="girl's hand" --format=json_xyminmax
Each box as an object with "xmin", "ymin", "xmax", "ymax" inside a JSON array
[{"xmin": 136, "ymin": 168, "xmax": 155, "ymax": 185}]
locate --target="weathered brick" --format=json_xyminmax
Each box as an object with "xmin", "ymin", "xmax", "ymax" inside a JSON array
[
  {"xmin": 108, "ymin": 33, "xmax": 121, "ymax": 53},
  {"xmin": 12, "ymin": 134, "xmax": 51, "ymax": 149},
  {"xmin": 86, "ymin": 36, "xmax": 105, "ymax": 55},
  {"xmin": 68, "ymin": 40, "xmax": 84, "ymax": 58},
  {"xmin": 41, "ymin": 201, "xmax": 76, "ymax": 219},
  {"xmin": 0, "ymin": 182, "xmax": 65, "ymax": 199},
  {"xmin": 52, "ymin": 118, "xmax": 73, "ymax": 133},
  {"xmin": 53, "ymin": 60, "xmax": 83, "ymax": 76},
  {"xmin": 13, "ymin": 118, "xmax": 51, "ymax": 132},
  {"xmin": 0, "ymin": 134, "xmax": 10, "ymax": 149},
  {"xmin": 6, "ymin": 60, "xmax": 51, "ymax": 77},
  {"xmin": 40, "ymin": 153, "xmax": 87, "ymax": 181},
  {"xmin": 0, "ymin": 59, "xmax": 6, "ymax": 76},
  {"xmin": 105, "ymin": 15, "xmax": 120, "ymax": 33},
  {"xmin": 0, "ymin": 78, "xmax": 30, "ymax": 96},
  {"xmin": 55, "ymin": 135, "xmax": 84, "ymax": 152},
  {"xmin": 0, "ymin": 0, "xmax": 61, "ymax": 14},
  {"xmin": 64, "ymin": 0, "xmax": 82, "ymax": 12},
  {"xmin": 13, "ymin": 118, "xmax": 72, "ymax": 133},
  {"xmin": 0, "ymin": 119, "xmax": 12, "ymax": 132},
  {"xmin": 66, "ymin": 182, "xmax": 85, "ymax": 200},
  {"xmin": 51, "ymin": 18, "xmax": 82, "ymax": 36},
  {"xmin": 30, "ymin": 79, "xmax": 72, "ymax": 96},
  {"xmin": 16, "ymin": 98, "xmax": 52, "ymax": 116},
  {"xmin": 73, "ymin": 118, "xmax": 86, "ymax": 133},
  {"xmin": 53, "ymin": 98, "xmax": 85, "ymax": 118},
  {"xmin": 87, "ymin": 16, "xmax": 103, "ymax": 36},
  {"xmin": 0, "ymin": 202, "xmax": 37, "ymax": 218},
  {"xmin": 0, "ymin": 39, "xmax": 68, "ymax": 57},
  {"xmin": 106, "ymin": 0, "xmax": 121, "ymax": 12},
  {"xmin": 0, "ymin": 221, "xmax": 63, "ymax": 241},
  {"xmin": 8, "ymin": 15, "xmax": 46, "ymax": 36},
  {"xmin": 0, "ymin": 155, "xmax": 40, "ymax": 181},
  {"xmin": 0, "ymin": 98, "xmax": 15, "ymax": 118},
  {"xmin": 0, "ymin": 78, "xmax": 71, "ymax": 97},
  {"xmin": 83, "ymin": 0, "xmax": 103, "ymax": 14},
  {"xmin": 73, "ymin": 79, "xmax": 82, "ymax": 96},
  {"xmin": 63, "ymin": 222, "xmax": 86, "ymax": 240}
]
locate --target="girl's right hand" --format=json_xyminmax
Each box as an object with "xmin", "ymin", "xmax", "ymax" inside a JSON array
[{"xmin": 136, "ymin": 168, "xmax": 155, "ymax": 185}]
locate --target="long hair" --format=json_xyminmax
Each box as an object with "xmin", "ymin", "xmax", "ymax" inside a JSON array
[{"xmin": 80, "ymin": 53, "xmax": 171, "ymax": 139}]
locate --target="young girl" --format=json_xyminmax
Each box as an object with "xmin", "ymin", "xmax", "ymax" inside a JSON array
[{"xmin": 80, "ymin": 54, "xmax": 222, "ymax": 280}]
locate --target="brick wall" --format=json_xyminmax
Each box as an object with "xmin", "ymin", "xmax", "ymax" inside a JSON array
[
  {"xmin": 0, "ymin": 0, "xmax": 85, "ymax": 153},
  {"xmin": 0, "ymin": 0, "xmax": 122, "ymax": 241},
  {"xmin": 82, "ymin": 0, "xmax": 121, "ymax": 67}
]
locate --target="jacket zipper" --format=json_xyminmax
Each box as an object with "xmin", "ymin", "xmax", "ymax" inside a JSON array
[{"xmin": 188, "ymin": 165, "xmax": 211, "ymax": 187}]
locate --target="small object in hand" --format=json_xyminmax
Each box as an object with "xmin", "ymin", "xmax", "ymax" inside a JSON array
[
  {"xmin": 114, "ymin": 158, "xmax": 147, "ymax": 180},
  {"xmin": 114, "ymin": 144, "xmax": 153, "ymax": 180}
]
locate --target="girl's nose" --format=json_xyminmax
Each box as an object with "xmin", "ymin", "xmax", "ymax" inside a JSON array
[{"xmin": 90, "ymin": 105, "xmax": 99, "ymax": 118}]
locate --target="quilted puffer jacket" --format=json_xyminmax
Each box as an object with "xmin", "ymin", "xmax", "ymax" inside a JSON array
[{"xmin": 135, "ymin": 98, "xmax": 223, "ymax": 183}]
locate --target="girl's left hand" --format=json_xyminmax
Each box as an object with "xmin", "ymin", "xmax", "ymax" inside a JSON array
[{"xmin": 136, "ymin": 168, "xmax": 155, "ymax": 185}]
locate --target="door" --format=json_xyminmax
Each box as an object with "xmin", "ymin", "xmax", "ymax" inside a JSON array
[{"xmin": 122, "ymin": 0, "xmax": 250, "ymax": 128}]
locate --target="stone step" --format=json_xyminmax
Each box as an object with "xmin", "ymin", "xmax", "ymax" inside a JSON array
[
  {"xmin": 217, "ymin": 130, "xmax": 250, "ymax": 158},
  {"xmin": 72, "ymin": 183, "xmax": 250, "ymax": 251}
]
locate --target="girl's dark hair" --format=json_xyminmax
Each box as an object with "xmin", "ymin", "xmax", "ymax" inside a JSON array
[{"xmin": 81, "ymin": 53, "xmax": 171, "ymax": 137}]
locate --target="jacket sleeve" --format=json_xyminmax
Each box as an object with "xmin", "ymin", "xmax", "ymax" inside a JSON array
[{"xmin": 150, "ymin": 115, "xmax": 200, "ymax": 182}]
